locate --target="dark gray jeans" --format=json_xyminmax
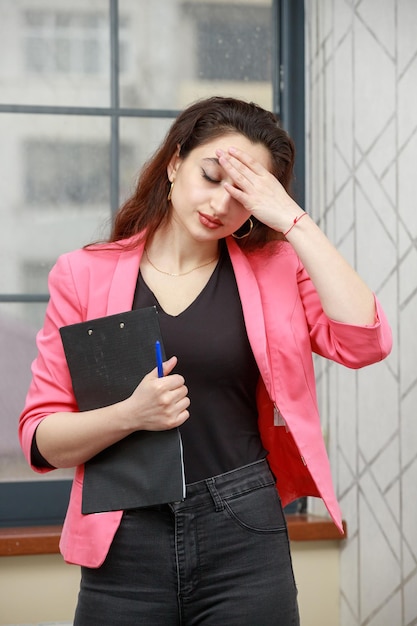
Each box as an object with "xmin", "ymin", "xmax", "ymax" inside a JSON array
[{"xmin": 74, "ymin": 459, "xmax": 300, "ymax": 625}]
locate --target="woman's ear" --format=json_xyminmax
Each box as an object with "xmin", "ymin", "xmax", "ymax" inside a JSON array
[{"xmin": 167, "ymin": 144, "xmax": 182, "ymax": 182}]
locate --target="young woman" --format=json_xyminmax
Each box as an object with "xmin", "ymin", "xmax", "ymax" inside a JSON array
[{"xmin": 19, "ymin": 96, "xmax": 392, "ymax": 625}]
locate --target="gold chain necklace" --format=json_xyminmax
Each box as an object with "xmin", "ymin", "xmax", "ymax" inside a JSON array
[{"xmin": 144, "ymin": 249, "xmax": 218, "ymax": 277}]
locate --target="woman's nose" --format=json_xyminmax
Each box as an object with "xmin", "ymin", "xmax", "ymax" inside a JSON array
[{"xmin": 210, "ymin": 187, "xmax": 231, "ymax": 214}]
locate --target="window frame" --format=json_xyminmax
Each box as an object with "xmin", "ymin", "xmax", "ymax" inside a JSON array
[{"xmin": 0, "ymin": 0, "xmax": 305, "ymax": 528}]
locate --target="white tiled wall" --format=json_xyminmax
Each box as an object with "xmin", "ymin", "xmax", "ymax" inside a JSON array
[{"xmin": 306, "ymin": 1, "xmax": 417, "ymax": 625}]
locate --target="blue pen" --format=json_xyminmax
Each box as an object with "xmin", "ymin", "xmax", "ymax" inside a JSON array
[{"xmin": 155, "ymin": 340, "xmax": 164, "ymax": 378}]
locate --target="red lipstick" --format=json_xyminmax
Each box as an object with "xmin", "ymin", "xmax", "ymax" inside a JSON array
[{"xmin": 199, "ymin": 212, "xmax": 223, "ymax": 229}]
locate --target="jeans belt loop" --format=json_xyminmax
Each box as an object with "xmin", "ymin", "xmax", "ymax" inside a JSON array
[{"xmin": 206, "ymin": 478, "xmax": 224, "ymax": 512}]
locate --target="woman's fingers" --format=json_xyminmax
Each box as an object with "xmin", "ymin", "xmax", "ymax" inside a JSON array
[
  {"xmin": 217, "ymin": 146, "xmax": 268, "ymax": 186},
  {"xmin": 217, "ymin": 144, "xmax": 300, "ymax": 232}
]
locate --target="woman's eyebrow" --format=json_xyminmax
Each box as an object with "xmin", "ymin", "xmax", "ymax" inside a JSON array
[{"xmin": 202, "ymin": 157, "xmax": 220, "ymax": 166}]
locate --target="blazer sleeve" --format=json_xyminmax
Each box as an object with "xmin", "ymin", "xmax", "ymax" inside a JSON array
[
  {"xmin": 296, "ymin": 259, "xmax": 393, "ymax": 368},
  {"xmin": 18, "ymin": 254, "xmax": 86, "ymax": 472}
]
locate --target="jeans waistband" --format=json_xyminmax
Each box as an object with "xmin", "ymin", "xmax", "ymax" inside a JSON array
[{"xmin": 169, "ymin": 458, "xmax": 275, "ymax": 513}]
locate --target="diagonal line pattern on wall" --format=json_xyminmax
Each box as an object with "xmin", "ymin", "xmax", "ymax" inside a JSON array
[{"xmin": 306, "ymin": 1, "xmax": 417, "ymax": 624}]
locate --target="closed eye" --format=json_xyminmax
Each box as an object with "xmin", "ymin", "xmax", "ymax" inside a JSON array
[{"xmin": 201, "ymin": 168, "xmax": 220, "ymax": 184}]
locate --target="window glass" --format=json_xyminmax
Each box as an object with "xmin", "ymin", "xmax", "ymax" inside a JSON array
[
  {"xmin": 0, "ymin": 114, "xmax": 112, "ymax": 297},
  {"xmin": 118, "ymin": 0, "xmax": 273, "ymax": 110},
  {"xmin": 119, "ymin": 116, "xmax": 174, "ymax": 204},
  {"xmin": 193, "ymin": 4, "xmax": 271, "ymax": 82},
  {"xmin": 0, "ymin": 0, "xmax": 111, "ymax": 107},
  {"xmin": 25, "ymin": 140, "xmax": 133, "ymax": 207},
  {"xmin": 0, "ymin": 301, "xmax": 73, "ymax": 482},
  {"xmin": 24, "ymin": 10, "xmax": 110, "ymax": 75},
  {"xmin": 1, "ymin": 300, "xmax": 40, "ymax": 481}
]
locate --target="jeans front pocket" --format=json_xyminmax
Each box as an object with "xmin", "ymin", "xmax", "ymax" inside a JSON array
[{"xmin": 222, "ymin": 482, "xmax": 287, "ymax": 533}]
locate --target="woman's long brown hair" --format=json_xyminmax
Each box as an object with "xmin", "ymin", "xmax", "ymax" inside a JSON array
[{"xmin": 109, "ymin": 96, "xmax": 295, "ymax": 250}]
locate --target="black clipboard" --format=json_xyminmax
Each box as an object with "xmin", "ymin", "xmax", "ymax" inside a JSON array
[{"xmin": 59, "ymin": 306, "xmax": 185, "ymax": 514}]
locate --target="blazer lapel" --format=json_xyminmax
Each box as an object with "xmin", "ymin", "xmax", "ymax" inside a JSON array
[
  {"xmin": 226, "ymin": 237, "xmax": 272, "ymax": 395},
  {"xmin": 106, "ymin": 238, "xmax": 145, "ymax": 315}
]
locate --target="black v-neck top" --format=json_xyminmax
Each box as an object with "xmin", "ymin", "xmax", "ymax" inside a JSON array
[{"xmin": 133, "ymin": 246, "xmax": 266, "ymax": 484}]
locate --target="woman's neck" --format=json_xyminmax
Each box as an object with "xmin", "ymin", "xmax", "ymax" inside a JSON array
[{"xmin": 146, "ymin": 228, "xmax": 220, "ymax": 276}]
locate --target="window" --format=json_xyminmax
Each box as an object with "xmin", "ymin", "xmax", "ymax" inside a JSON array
[
  {"xmin": 25, "ymin": 140, "xmax": 134, "ymax": 206},
  {"xmin": 24, "ymin": 10, "xmax": 128, "ymax": 76},
  {"xmin": 190, "ymin": 4, "xmax": 272, "ymax": 82},
  {"xmin": 0, "ymin": 0, "xmax": 305, "ymax": 527}
]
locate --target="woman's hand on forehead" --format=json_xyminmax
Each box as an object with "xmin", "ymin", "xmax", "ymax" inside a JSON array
[{"xmin": 216, "ymin": 146, "xmax": 300, "ymax": 233}]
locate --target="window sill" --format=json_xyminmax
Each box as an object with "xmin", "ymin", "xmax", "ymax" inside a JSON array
[{"xmin": 0, "ymin": 515, "xmax": 346, "ymax": 557}]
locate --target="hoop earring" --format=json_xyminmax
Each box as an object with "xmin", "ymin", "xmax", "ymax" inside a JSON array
[
  {"xmin": 232, "ymin": 218, "xmax": 253, "ymax": 240},
  {"xmin": 167, "ymin": 181, "xmax": 175, "ymax": 201}
]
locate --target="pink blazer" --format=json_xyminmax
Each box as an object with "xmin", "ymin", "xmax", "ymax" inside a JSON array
[{"xmin": 19, "ymin": 235, "xmax": 392, "ymax": 567}]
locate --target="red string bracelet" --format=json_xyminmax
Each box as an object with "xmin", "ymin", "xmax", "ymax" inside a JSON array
[{"xmin": 283, "ymin": 212, "xmax": 307, "ymax": 237}]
